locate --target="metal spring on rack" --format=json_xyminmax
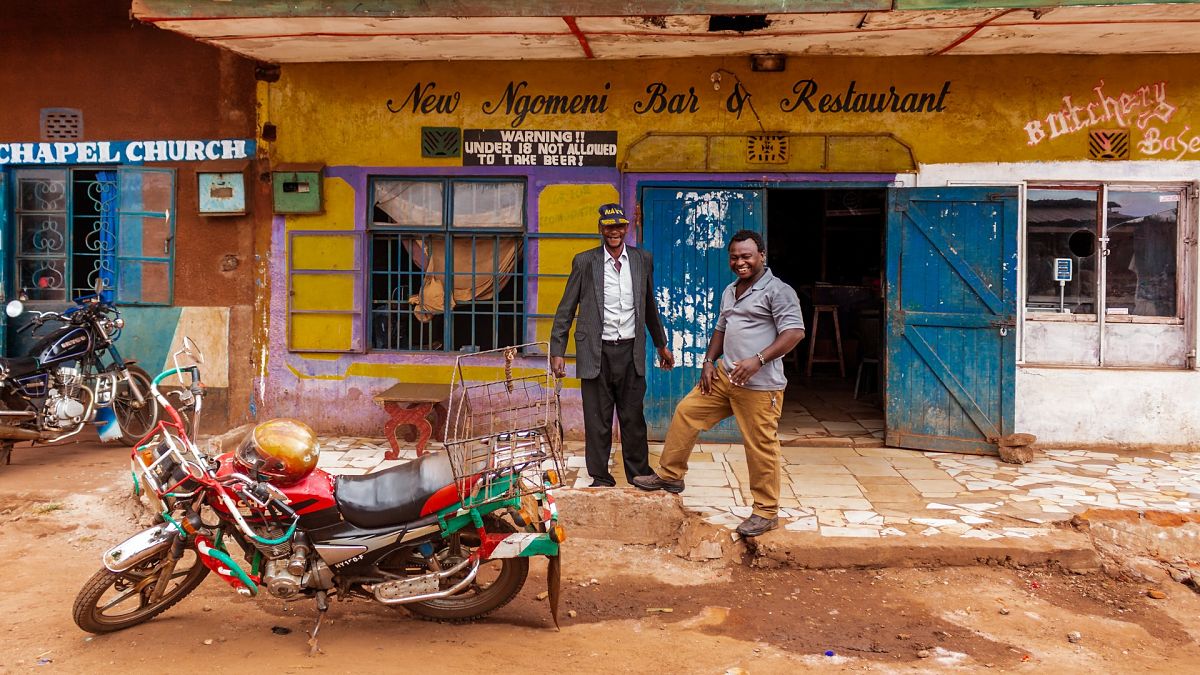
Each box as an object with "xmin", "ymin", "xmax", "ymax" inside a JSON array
[{"xmin": 503, "ymin": 346, "xmax": 516, "ymax": 393}]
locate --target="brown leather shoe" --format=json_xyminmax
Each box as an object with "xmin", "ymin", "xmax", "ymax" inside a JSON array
[
  {"xmin": 735, "ymin": 514, "xmax": 778, "ymax": 537},
  {"xmin": 631, "ymin": 473, "xmax": 685, "ymax": 494}
]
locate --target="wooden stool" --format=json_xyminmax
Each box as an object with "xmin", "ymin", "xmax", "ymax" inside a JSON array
[
  {"xmin": 373, "ymin": 382, "xmax": 451, "ymax": 459},
  {"xmin": 806, "ymin": 304, "xmax": 846, "ymax": 377}
]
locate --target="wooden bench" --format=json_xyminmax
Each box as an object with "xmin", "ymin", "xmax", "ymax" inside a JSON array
[{"xmin": 374, "ymin": 382, "xmax": 451, "ymax": 459}]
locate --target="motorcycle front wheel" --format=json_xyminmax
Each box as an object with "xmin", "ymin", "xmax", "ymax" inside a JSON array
[
  {"xmin": 400, "ymin": 521, "xmax": 529, "ymax": 623},
  {"xmin": 73, "ymin": 547, "xmax": 209, "ymax": 633},
  {"xmin": 112, "ymin": 365, "xmax": 160, "ymax": 445}
]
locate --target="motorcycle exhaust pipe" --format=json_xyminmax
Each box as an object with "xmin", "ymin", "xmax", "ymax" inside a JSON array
[
  {"xmin": 0, "ymin": 425, "xmax": 49, "ymax": 441},
  {"xmin": 370, "ymin": 556, "xmax": 480, "ymax": 605}
]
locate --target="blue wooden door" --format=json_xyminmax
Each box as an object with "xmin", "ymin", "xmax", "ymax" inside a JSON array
[
  {"xmin": 641, "ymin": 186, "xmax": 764, "ymax": 441},
  {"xmin": 885, "ymin": 188, "xmax": 1017, "ymax": 455}
]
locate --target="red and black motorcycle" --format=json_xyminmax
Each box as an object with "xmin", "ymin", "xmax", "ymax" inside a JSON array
[{"xmin": 73, "ymin": 339, "xmax": 566, "ymax": 649}]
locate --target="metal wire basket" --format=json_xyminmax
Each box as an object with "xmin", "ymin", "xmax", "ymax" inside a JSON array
[{"xmin": 443, "ymin": 343, "xmax": 565, "ymax": 504}]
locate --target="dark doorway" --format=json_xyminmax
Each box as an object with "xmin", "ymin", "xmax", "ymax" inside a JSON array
[{"xmin": 766, "ymin": 188, "xmax": 887, "ymax": 444}]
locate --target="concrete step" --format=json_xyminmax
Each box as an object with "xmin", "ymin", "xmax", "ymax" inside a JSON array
[{"xmin": 746, "ymin": 528, "xmax": 1101, "ymax": 571}]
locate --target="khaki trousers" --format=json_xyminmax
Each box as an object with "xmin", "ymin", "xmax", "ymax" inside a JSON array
[{"xmin": 657, "ymin": 363, "xmax": 783, "ymax": 518}]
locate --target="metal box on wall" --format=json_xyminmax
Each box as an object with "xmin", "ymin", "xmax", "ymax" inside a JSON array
[
  {"xmin": 198, "ymin": 171, "xmax": 247, "ymax": 215},
  {"xmin": 272, "ymin": 165, "xmax": 323, "ymax": 214}
]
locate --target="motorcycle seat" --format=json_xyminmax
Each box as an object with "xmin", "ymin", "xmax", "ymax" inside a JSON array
[
  {"xmin": 334, "ymin": 451, "xmax": 456, "ymax": 529},
  {"xmin": 0, "ymin": 357, "xmax": 39, "ymax": 379}
]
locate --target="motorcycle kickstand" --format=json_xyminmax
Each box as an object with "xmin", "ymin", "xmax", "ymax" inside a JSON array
[{"xmin": 307, "ymin": 590, "xmax": 329, "ymax": 657}]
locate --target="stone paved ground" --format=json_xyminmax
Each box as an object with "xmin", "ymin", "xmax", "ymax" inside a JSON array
[{"xmin": 315, "ymin": 435, "xmax": 1200, "ymax": 541}]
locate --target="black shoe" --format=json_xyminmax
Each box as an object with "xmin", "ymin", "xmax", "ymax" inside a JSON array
[
  {"xmin": 631, "ymin": 473, "xmax": 685, "ymax": 494},
  {"xmin": 736, "ymin": 514, "xmax": 779, "ymax": 537},
  {"xmin": 589, "ymin": 480, "xmax": 615, "ymax": 488}
]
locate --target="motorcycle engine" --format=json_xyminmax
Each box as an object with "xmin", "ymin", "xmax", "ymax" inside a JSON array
[
  {"xmin": 263, "ymin": 558, "xmax": 305, "ymax": 598},
  {"xmin": 262, "ymin": 543, "xmax": 314, "ymax": 599},
  {"xmin": 44, "ymin": 367, "xmax": 86, "ymax": 428}
]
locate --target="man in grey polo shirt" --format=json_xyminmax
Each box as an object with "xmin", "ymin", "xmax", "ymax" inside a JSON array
[{"xmin": 633, "ymin": 229, "xmax": 805, "ymax": 537}]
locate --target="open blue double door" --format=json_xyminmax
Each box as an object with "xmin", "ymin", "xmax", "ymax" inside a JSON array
[{"xmin": 640, "ymin": 185, "xmax": 1017, "ymax": 454}]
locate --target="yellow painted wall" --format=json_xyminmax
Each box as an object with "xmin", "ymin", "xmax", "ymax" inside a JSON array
[
  {"xmin": 267, "ymin": 55, "xmax": 1200, "ymax": 166},
  {"xmin": 532, "ymin": 184, "xmax": 617, "ymax": 348},
  {"xmin": 285, "ymin": 176, "xmax": 361, "ymax": 352}
]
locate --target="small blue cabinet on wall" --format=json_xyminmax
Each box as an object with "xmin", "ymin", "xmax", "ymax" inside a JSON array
[{"xmin": 272, "ymin": 165, "xmax": 323, "ymax": 214}]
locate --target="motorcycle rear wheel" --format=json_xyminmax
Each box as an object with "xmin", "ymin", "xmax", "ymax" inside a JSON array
[
  {"xmin": 112, "ymin": 366, "xmax": 161, "ymax": 446},
  {"xmin": 401, "ymin": 522, "xmax": 529, "ymax": 623},
  {"xmin": 73, "ymin": 547, "xmax": 209, "ymax": 633}
]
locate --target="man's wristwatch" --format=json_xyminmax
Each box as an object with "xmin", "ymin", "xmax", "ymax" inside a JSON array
[
  {"xmin": 702, "ymin": 358, "xmax": 715, "ymax": 366},
  {"xmin": 756, "ymin": 352, "xmax": 767, "ymax": 366}
]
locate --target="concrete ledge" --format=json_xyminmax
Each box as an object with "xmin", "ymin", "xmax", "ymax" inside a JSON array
[
  {"xmin": 746, "ymin": 529, "xmax": 1101, "ymax": 571},
  {"xmin": 555, "ymin": 488, "xmax": 688, "ymax": 545}
]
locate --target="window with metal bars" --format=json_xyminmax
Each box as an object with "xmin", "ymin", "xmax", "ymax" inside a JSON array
[
  {"xmin": 368, "ymin": 177, "xmax": 526, "ymax": 352},
  {"xmin": 9, "ymin": 167, "xmax": 174, "ymax": 305}
]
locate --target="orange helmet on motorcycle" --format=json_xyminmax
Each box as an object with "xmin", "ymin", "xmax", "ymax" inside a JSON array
[{"xmin": 234, "ymin": 418, "xmax": 320, "ymax": 486}]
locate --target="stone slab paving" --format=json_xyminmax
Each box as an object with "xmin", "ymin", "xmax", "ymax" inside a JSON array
[{"xmin": 312, "ymin": 435, "xmax": 1200, "ymax": 540}]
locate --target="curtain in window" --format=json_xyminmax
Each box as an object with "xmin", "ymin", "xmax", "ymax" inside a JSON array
[
  {"xmin": 375, "ymin": 181, "xmax": 522, "ymax": 324},
  {"xmin": 402, "ymin": 237, "xmax": 520, "ymax": 322}
]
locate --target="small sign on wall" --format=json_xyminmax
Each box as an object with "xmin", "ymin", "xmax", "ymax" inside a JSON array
[
  {"xmin": 1054, "ymin": 257, "xmax": 1073, "ymax": 282},
  {"xmin": 198, "ymin": 171, "xmax": 246, "ymax": 215},
  {"xmin": 461, "ymin": 129, "xmax": 617, "ymax": 167}
]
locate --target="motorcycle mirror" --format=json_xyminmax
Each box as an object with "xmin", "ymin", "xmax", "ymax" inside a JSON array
[
  {"xmin": 18, "ymin": 289, "xmax": 28, "ymax": 303},
  {"xmin": 182, "ymin": 336, "xmax": 205, "ymax": 364},
  {"xmin": 93, "ymin": 277, "xmax": 106, "ymax": 295},
  {"xmin": 5, "ymin": 300, "xmax": 24, "ymax": 318}
]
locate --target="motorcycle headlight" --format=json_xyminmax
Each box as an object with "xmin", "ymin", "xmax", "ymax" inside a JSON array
[{"xmin": 114, "ymin": 318, "xmax": 125, "ymax": 329}]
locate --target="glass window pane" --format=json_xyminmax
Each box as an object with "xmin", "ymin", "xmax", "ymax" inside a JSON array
[
  {"xmin": 451, "ymin": 181, "xmax": 524, "ymax": 228},
  {"xmin": 1105, "ymin": 190, "xmax": 1178, "ymax": 317},
  {"xmin": 1026, "ymin": 188, "xmax": 1099, "ymax": 315},
  {"xmin": 18, "ymin": 214, "xmax": 67, "ymax": 256},
  {"xmin": 16, "ymin": 170, "xmax": 67, "ymax": 212},
  {"xmin": 19, "ymin": 259, "xmax": 67, "ymax": 301},
  {"xmin": 373, "ymin": 180, "xmax": 443, "ymax": 227}
]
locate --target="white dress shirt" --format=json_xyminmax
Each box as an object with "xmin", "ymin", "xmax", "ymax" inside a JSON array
[{"xmin": 601, "ymin": 246, "xmax": 635, "ymax": 340}]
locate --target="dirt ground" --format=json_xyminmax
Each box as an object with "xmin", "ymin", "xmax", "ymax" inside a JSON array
[{"xmin": 2, "ymin": 440, "xmax": 1199, "ymax": 674}]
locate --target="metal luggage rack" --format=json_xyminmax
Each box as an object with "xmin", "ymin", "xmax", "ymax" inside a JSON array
[{"xmin": 443, "ymin": 342, "xmax": 565, "ymax": 504}]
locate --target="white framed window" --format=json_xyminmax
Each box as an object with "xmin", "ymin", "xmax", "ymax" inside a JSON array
[{"xmin": 1023, "ymin": 182, "xmax": 1194, "ymax": 368}]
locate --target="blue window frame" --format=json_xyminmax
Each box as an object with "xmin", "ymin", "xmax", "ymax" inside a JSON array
[
  {"xmin": 368, "ymin": 177, "xmax": 526, "ymax": 352},
  {"xmin": 7, "ymin": 166, "xmax": 174, "ymax": 306}
]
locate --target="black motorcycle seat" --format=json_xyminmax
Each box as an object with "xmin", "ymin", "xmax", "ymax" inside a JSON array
[
  {"xmin": 0, "ymin": 357, "xmax": 39, "ymax": 378},
  {"xmin": 334, "ymin": 451, "xmax": 456, "ymax": 529}
]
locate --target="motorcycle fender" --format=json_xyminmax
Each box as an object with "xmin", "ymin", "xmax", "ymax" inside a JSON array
[
  {"xmin": 480, "ymin": 532, "xmax": 558, "ymax": 560},
  {"xmin": 103, "ymin": 523, "xmax": 176, "ymax": 573},
  {"xmin": 95, "ymin": 406, "xmax": 123, "ymax": 442}
]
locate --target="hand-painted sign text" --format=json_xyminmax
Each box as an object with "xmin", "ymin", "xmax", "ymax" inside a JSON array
[
  {"xmin": 481, "ymin": 82, "xmax": 611, "ymax": 129},
  {"xmin": 462, "ymin": 129, "xmax": 617, "ymax": 166},
  {"xmin": 387, "ymin": 82, "xmax": 461, "ymax": 114},
  {"xmin": 781, "ymin": 80, "xmax": 952, "ymax": 114},
  {"xmin": 0, "ymin": 139, "xmax": 255, "ymax": 165},
  {"xmin": 633, "ymin": 83, "xmax": 700, "ymax": 115}
]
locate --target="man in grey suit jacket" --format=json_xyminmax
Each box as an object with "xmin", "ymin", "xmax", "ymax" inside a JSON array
[{"xmin": 551, "ymin": 203, "xmax": 674, "ymax": 487}]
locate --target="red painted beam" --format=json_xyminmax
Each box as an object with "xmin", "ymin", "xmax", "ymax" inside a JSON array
[
  {"xmin": 562, "ymin": 16, "xmax": 594, "ymax": 58},
  {"xmin": 933, "ymin": 8, "xmax": 1020, "ymax": 55}
]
